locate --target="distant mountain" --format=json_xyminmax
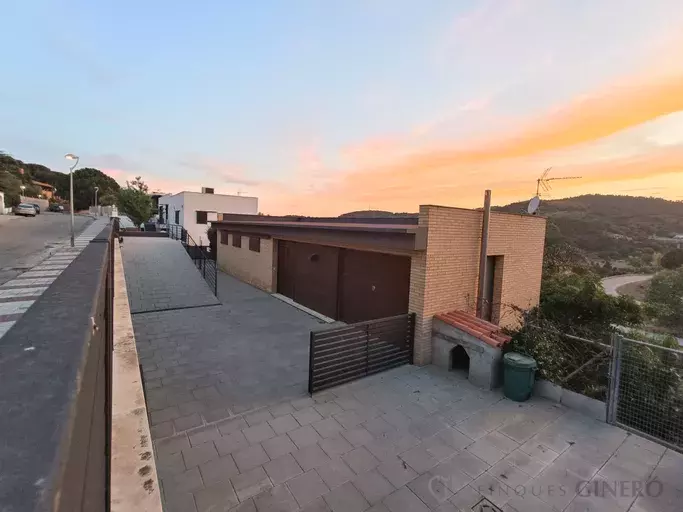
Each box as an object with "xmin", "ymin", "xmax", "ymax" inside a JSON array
[{"xmin": 496, "ymin": 195, "xmax": 683, "ymax": 260}]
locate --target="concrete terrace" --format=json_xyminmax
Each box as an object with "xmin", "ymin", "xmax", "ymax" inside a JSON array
[
  {"xmin": 120, "ymin": 236, "xmax": 681, "ymax": 512},
  {"xmin": 152, "ymin": 365, "xmax": 682, "ymax": 512}
]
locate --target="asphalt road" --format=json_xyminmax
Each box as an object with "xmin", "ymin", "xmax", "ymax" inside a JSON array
[
  {"xmin": 0, "ymin": 213, "xmax": 92, "ymax": 285},
  {"xmin": 601, "ymin": 274, "xmax": 653, "ymax": 297}
]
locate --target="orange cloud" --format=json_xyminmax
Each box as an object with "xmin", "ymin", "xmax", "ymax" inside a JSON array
[{"xmin": 263, "ymin": 71, "xmax": 683, "ymax": 215}]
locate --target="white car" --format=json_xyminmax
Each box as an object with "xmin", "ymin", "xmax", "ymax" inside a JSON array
[{"xmin": 14, "ymin": 203, "xmax": 37, "ymax": 217}]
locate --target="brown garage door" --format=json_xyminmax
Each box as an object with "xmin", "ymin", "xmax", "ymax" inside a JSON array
[
  {"xmin": 277, "ymin": 241, "xmax": 339, "ymax": 319},
  {"xmin": 277, "ymin": 240, "xmax": 411, "ymax": 323},
  {"xmin": 338, "ymin": 249, "xmax": 411, "ymax": 323}
]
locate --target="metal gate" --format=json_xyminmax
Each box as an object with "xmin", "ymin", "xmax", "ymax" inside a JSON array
[
  {"xmin": 308, "ymin": 313, "xmax": 415, "ymax": 394},
  {"xmin": 607, "ymin": 335, "xmax": 683, "ymax": 453},
  {"xmin": 168, "ymin": 224, "xmax": 218, "ymax": 297}
]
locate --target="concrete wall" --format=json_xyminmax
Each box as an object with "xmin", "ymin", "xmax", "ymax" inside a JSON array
[
  {"xmin": 534, "ymin": 379, "xmax": 606, "ymax": 421},
  {"xmin": 160, "ymin": 192, "xmax": 258, "ymax": 246},
  {"xmin": 409, "ymin": 205, "xmax": 546, "ymax": 365},
  {"xmin": 217, "ymin": 233, "xmax": 276, "ymax": 292},
  {"xmin": 0, "ymin": 224, "xmax": 116, "ymax": 511}
]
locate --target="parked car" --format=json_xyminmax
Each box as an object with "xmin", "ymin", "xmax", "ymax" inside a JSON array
[
  {"xmin": 48, "ymin": 203, "xmax": 64, "ymax": 212},
  {"xmin": 14, "ymin": 203, "xmax": 37, "ymax": 217},
  {"xmin": 31, "ymin": 203, "xmax": 41, "ymax": 214}
]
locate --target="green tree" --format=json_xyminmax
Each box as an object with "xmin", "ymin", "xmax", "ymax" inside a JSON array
[
  {"xmin": 0, "ymin": 171, "xmax": 22, "ymax": 206},
  {"xmin": 542, "ymin": 241, "xmax": 590, "ymax": 278},
  {"xmin": 660, "ymin": 249, "xmax": 683, "ymax": 270},
  {"xmin": 72, "ymin": 168, "xmax": 120, "ymax": 211},
  {"xmin": 127, "ymin": 176, "xmax": 149, "ymax": 193},
  {"xmin": 117, "ymin": 178, "xmax": 153, "ymax": 227},
  {"xmin": 539, "ymin": 271, "xmax": 642, "ymax": 335},
  {"xmin": 99, "ymin": 193, "xmax": 117, "ymax": 207},
  {"xmin": 645, "ymin": 268, "xmax": 683, "ymax": 329}
]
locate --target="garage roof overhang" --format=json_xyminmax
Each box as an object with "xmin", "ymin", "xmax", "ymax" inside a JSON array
[{"xmin": 213, "ymin": 219, "xmax": 427, "ymax": 256}]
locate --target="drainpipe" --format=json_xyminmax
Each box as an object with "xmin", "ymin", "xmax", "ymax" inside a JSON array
[{"xmin": 476, "ymin": 190, "xmax": 492, "ymax": 318}]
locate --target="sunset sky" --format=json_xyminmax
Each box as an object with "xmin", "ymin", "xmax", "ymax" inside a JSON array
[{"xmin": 3, "ymin": 0, "xmax": 683, "ymax": 214}]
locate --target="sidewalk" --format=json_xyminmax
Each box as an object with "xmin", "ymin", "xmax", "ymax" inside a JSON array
[{"xmin": 0, "ymin": 217, "xmax": 111, "ymax": 339}]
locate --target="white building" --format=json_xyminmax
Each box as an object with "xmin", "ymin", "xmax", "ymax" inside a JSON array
[{"xmin": 159, "ymin": 188, "xmax": 258, "ymax": 245}]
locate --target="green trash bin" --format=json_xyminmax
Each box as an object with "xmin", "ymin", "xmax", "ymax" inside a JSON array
[{"xmin": 503, "ymin": 352, "xmax": 537, "ymax": 402}]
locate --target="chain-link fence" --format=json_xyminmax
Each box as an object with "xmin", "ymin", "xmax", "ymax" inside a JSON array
[
  {"xmin": 608, "ymin": 336, "xmax": 683, "ymax": 452},
  {"xmin": 511, "ymin": 324, "xmax": 683, "ymax": 452}
]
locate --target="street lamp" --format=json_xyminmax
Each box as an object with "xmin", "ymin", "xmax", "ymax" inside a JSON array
[
  {"xmin": 65, "ymin": 153, "xmax": 79, "ymax": 247},
  {"xmin": 94, "ymin": 186, "xmax": 99, "ymax": 215}
]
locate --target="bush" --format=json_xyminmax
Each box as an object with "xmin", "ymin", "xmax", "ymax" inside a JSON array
[
  {"xmin": 661, "ymin": 249, "xmax": 683, "ymax": 270},
  {"xmin": 539, "ymin": 272, "xmax": 642, "ymax": 335},
  {"xmin": 645, "ymin": 268, "xmax": 683, "ymax": 329}
]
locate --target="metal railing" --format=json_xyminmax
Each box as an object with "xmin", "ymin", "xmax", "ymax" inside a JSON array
[
  {"xmin": 308, "ymin": 313, "xmax": 415, "ymax": 394},
  {"xmin": 608, "ymin": 335, "xmax": 683, "ymax": 453},
  {"xmin": 168, "ymin": 224, "xmax": 218, "ymax": 297}
]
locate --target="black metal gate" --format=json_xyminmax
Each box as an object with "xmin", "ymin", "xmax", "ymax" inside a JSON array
[
  {"xmin": 168, "ymin": 224, "xmax": 218, "ymax": 297},
  {"xmin": 308, "ymin": 313, "xmax": 415, "ymax": 394}
]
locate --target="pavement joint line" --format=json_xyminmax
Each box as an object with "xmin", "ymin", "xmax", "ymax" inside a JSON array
[{"xmin": 130, "ymin": 302, "xmax": 222, "ymax": 315}]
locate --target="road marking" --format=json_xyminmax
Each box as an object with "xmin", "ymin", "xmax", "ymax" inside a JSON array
[
  {"xmin": 3, "ymin": 277, "xmax": 57, "ymax": 286},
  {"xmin": 0, "ymin": 287, "xmax": 48, "ymax": 299},
  {"xmin": 0, "ymin": 321, "xmax": 15, "ymax": 337},
  {"xmin": 17, "ymin": 270, "xmax": 62, "ymax": 278},
  {"xmin": 0, "ymin": 301, "xmax": 34, "ymax": 316},
  {"xmin": 0, "ymin": 217, "xmax": 113, "ymax": 341},
  {"xmin": 32, "ymin": 265, "xmax": 69, "ymax": 271}
]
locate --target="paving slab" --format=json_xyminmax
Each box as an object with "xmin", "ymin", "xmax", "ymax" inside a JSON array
[{"xmin": 121, "ymin": 237, "xmax": 219, "ymax": 313}]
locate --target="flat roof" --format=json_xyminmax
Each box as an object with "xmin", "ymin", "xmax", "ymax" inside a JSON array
[
  {"xmin": 214, "ymin": 214, "xmax": 424, "ymax": 255},
  {"xmin": 214, "ymin": 218, "xmax": 419, "ymax": 234},
  {"xmin": 161, "ymin": 191, "xmax": 258, "ymax": 200}
]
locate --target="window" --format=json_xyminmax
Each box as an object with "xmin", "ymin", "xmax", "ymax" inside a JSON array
[
  {"xmin": 232, "ymin": 234, "xmax": 242, "ymax": 248},
  {"xmin": 174, "ymin": 210, "xmax": 180, "ymax": 224},
  {"xmin": 249, "ymin": 236, "xmax": 260, "ymax": 252},
  {"xmin": 196, "ymin": 210, "xmax": 208, "ymax": 224},
  {"xmin": 220, "ymin": 231, "xmax": 229, "ymax": 245}
]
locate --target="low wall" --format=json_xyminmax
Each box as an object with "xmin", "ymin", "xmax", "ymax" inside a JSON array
[
  {"xmin": 534, "ymin": 379, "xmax": 606, "ymax": 421},
  {"xmin": 110, "ymin": 240, "xmax": 162, "ymax": 511},
  {"xmin": 121, "ymin": 231, "xmax": 167, "ymax": 238},
  {"xmin": 0, "ymin": 224, "xmax": 114, "ymax": 511}
]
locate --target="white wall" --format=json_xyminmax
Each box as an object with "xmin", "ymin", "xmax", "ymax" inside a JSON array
[
  {"xmin": 159, "ymin": 194, "xmax": 185, "ymax": 228},
  {"xmin": 159, "ymin": 192, "xmax": 258, "ymax": 245}
]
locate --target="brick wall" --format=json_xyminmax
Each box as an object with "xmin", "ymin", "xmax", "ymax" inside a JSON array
[
  {"xmin": 216, "ymin": 234, "xmax": 275, "ymax": 292},
  {"xmin": 409, "ymin": 205, "xmax": 546, "ymax": 365}
]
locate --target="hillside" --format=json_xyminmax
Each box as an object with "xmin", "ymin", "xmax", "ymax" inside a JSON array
[
  {"xmin": 496, "ymin": 195, "xmax": 683, "ymax": 260},
  {"xmin": 1, "ymin": 152, "xmax": 120, "ymax": 209}
]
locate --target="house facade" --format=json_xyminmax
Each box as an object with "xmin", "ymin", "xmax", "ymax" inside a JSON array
[
  {"xmin": 213, "ymin": 205, "xmax": 546, "ymax": 365},
  {"xmin": 158, "ymin": 189, "xmax": 258, "ymax": 245},
  {"xmin": 31, "ymin": 180, "xmax": 56, "ymax": 199}
]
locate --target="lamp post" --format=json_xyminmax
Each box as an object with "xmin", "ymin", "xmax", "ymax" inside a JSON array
[
  {"xmin": 94, "ymin": 186, "xmax": 99, "ymax": 215},
  {"xmin": 65, "ymin": 153, "xmax": 79, "ymax": 247}
]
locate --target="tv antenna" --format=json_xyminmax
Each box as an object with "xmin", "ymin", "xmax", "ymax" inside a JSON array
[
  {"xmin": 536, "ymin": 167, "xmax": 581, "ymax": 196},
  {"xmin": 526, "ymin": 168, "xmax": 582, "ymax": 215}
]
